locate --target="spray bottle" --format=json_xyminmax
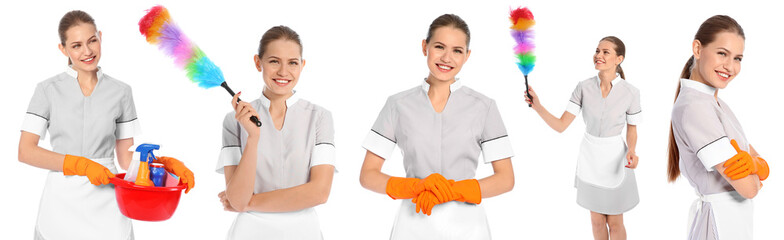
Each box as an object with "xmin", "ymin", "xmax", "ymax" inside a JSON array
[{"xmin": 134, "ymin": 143, "xmax": 160, "ymax": 186}]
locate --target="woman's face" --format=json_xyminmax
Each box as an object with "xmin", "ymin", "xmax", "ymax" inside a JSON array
[
  {"xmin": 693, "ymin": 31, "xmax": 744, "ymax": 89},
  {"xmin": 255, "ymin": 39, "xmax": 304, "ymax": 96},
  {"xmin": 59, "ymin": 23, "xmax": 101, "ymax": 73},
  {"xmin": 593, "ymin": 40, "xmax": 622, "ymax": 72},
  {"xmin": 422, "ymin": 27, "xmax": 470, "ymax": 83}
]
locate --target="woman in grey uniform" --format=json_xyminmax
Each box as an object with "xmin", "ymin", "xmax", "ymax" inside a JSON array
[
  {"xmin": 524, "ymin": 36, "xmax": 640, "ymax": 240},
  {"xmin": 359, "ymin": 14, "xmax": 515, "ymax": 240},
  {"xmin": 667, "ymin": 15, "xmax": 768, "ymax": 240},
  {"xmin": 18, "ymin": 11, "xmax": 140, "ymax": 240},
  {"xmin": 216, "ymin": 26, "xmax": 336, "ymax": 240}
]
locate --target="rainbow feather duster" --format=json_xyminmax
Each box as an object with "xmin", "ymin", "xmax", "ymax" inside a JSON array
[
  {"xmin": 139, "ymin": 5, "xmax": 261, "ymax": 126},
  {"xmin": 139, "ymin": 5, "xmax": 224, "ymax": 88},
  {"xmin": 510, "ymin": 7, "xmax": 536, "ymax": 106}
]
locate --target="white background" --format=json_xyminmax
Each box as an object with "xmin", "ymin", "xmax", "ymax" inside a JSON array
[{"xmin": 1, "ymin": 0, "xmax": 781, "ymax": 239}]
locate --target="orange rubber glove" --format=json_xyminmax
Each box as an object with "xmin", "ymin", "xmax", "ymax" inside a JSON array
[
  {"xmin": 386, "ymin": 177, "xmax": 425, "ymax": 200},
  {"xmin": 63, "ymin": 155, "xmax": 115, "ymax": 186},
  {"xmin": 724, "ymin": 139, "xmax": 769, "ymax": 181},
  {"xmin": 755, "ymin": 156, "xmax": 769, "ymax": 181},
  {"xmin": 451, "ymin": 179, "xmax": 482, "ymax": 204},
  {"xmin": 412, "ymin": 178, "xmax": 483, "ymax": 215},
  {"xmin": 154, "ymin": 156, "xmax": 195, "ymax": 193},
  {"xmin": 413, "ymin": 190, "xmax": 439, "ymax": 216},
  {"xmin": 134, "ymin": 161, "xmax": 154, "ymax": 186},
  {"xmin": 386, "ymin": 173, "xmax": 455, "ymax": 201}
]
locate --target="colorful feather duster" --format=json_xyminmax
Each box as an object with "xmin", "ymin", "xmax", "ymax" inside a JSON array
[
  {"xmin": 139, "ymin": 5, "xmax": 260, "ymax": 126},
  {"xmin": 510, "ymin": 7, "xmax": 536, "ymax": 107}
]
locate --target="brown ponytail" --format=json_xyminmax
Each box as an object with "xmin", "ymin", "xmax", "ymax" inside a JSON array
[
  {"xmin": 600, "ymin": 36, "xmax": 626, "ymax": 79},
  {"xmin": 667, "ymin": 15, "xmax": 744, "ymax": 182}
]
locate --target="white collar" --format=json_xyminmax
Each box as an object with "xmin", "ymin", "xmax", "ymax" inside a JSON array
[
  {"xmin": 595, "ymin": 73, "xmax": 622, "ymax": 86},
  {"xmin": 259, "ymin": 90, "xmax": 299, "ymax": 109},
  {"xmin": 66, "ymin": 65, "xmax": 104, "ymax": 80},
  {"xmin": 421, "ymin": 78, "xmax": 463, "ymax": 93},
  {"xmin": 680, "ymin": 78, "xmax": 717, "ymax": 95}
]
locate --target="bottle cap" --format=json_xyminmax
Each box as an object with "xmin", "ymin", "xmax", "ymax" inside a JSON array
[{"xmin": 150, "ymin": 163, "xmax": 165, "ymax": 168}]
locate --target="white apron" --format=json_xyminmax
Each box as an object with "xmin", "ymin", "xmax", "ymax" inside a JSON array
[
  {"xmin": 227, "ymin": 207, "xmax": 322, "ymax": 240},
  {"xmin": 688, "ymin": 191, "xmax": 753, "ymax": 240},
  {"xmin": 35, "ymin": 157, "xmax": 132, "ymax": 240},
  {"xmin": 390, "ymin": 201, "xmax": 491, "ymax": 240},
  {"xmin": 576, "ymin": 133, "xmax": 627, "ymax": 188}
]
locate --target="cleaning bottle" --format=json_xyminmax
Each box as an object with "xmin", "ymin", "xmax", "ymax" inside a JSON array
[{"xmin": 134, "ymin": 144, "xmax": 160, "ymax": 186}]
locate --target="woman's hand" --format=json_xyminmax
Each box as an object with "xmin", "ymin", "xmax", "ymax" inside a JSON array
[
  {"xmin": 232, "ymin": 92, "xmax": 260, "ymax": 138},
  {"xmin": 523, "ymin": 86, "xmax": 542, "ymax": 110},
  {"xmin": 625, "ymin": 151, "xmax": 639, "ymax": 169},
  {"xmin": 218, "ymin": 191, "xmax": 240, "ymax": 212}
]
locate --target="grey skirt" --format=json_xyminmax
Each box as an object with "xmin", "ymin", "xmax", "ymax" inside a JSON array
[{"xmin": 575, "ymin": 167, "xmax": 639, "ymax": 215}]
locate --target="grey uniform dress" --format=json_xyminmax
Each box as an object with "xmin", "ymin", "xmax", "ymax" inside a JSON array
[
  {"xmin": 215, "ymin": 92, "xmax": 335, "ymax": 240},
  {"xmin": 565, "ymin": 74, "xmax": 641, "ymax": 215},
  {"xmin": 672, "ymin": 79, "xmax": 753, "ymax": 240},
  {"xmin": 21, "ymin": 66, "xmax": 140, "ymax": 240},
  {"xmin": 362, "ymin": 79, "xmax": 513, "ymax": 240}
]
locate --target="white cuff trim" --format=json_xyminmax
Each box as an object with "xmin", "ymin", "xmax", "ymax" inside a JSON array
[
  {"xmin": 696, "ymin": 137, "xmax": 736, "ymax": 171},
  {"xmin": 22, "ymin": 113, "xmax": 47, "ymax": 139},
  {"xmin": 311, "ymin": 143, "xmax": 337, "ymax": 172},
  {"xmin": 566, "ymin": 101, "xmax": 581, "ymax": 116},
  {"xmin": 362, "ymin": 130, "xmax": 396, "ymax": 160},
  {"xmin": 626, "ymin": 112, "xmax": 642, "ymax": 125},
  {"xmin": 481, "ymin": 135, "xmax": 514, "ymax": 164},
  {"xmin": 115, "ymin": 119, "xmax": 141, "ymax": 139},
  {"xmin": 215, "ymin": 146, "xmax": 242, "ymax": 174}
]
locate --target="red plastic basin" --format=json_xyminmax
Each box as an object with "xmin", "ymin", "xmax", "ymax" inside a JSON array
[{"xmin": 110, "ymin": 173, "xmax": 185, "ymax": 221}]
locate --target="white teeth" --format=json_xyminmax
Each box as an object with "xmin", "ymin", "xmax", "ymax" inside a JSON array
[
  {"xmin": 718, "ymin": 72, "xmax": 729, "ymax": 78},
  {"xmin": 275, "ymin": 80, "xmax": 289, "ymax": 83},
  {"xmin": 82, "ymin": 57, "xmax": 94, "ymax": 62},
  {"xmin": 438, "ymin": 64, "xmax": 451, "ymax": 70}
]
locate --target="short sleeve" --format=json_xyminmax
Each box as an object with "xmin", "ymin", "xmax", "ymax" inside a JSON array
[
  {"xmin": 216, "ymin": 112, "xmax": 242, "ymax": 174},
  {"xmin": 626, "ymin": 87, "xmax": 642, "ymax": 125},
  {"xmin": 115, "ymin": 87, "xmax": 141, "ymax": 139},
  {"xmin": 480, "ymin": 100, "xmax": 514, "ymax": 163},
  {"xmin": 362, "ymin": 98, "xmax": 398, "ymax": 160},
  {"xmin": 311, "ymin": 110, "xmax": 337, "ymax": 170},
  {"xmin": 566, "ymin": 84, "xmax": 582, "ymax": 116},
  {"xmin": 679, "ymin": 104, "xmax": 736, "ymax": 171},
  {"xmin": 21, "ymin": 83, "xmax": 50, "ymax": 138}
]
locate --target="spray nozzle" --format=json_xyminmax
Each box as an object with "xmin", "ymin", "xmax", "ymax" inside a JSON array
[{"xmin": 135, "ymin": 143, "xmax": 160, "ymax": 164}]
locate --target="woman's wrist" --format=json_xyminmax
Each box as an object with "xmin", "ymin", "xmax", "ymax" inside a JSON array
[{"xmin": 246, "ymin": 134, "xmax": 260, "ymax": 142}]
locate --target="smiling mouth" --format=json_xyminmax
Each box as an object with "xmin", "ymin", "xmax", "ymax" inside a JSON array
[
  {"xmin": 274, "ymin": 78, "xmax": 291, "ymax": 86},
  {"xmin": 81, "ymin": 56, "xmax": 96, "ymax": 64},
  {"xmin": 436, "ymin": 63, "xmax": 454, "ymax": 72},
  {"xmin": 716, "ymin": 71, "xmax": 731, "ymax": 80},
  {"xmin": 594, "ymin": 59, "xmax": 605, "ymax": 64}
]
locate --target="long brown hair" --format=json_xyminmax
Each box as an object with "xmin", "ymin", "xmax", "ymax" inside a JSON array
[
  {"xmin": 600, "ymin": 36, "xmax": 626, "ymax": 79},
  {"xmin": 58, "ymin": 10, "xmax": 96, "ymax": 65},
  {"xmin": 667, "ymin": 15, "xmax": 745, "ymax": 182}
]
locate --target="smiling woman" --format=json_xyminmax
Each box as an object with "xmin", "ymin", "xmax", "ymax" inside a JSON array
[
  {"xmin": 216, "ymin": 25, "xmax": 336, "ymax": 240},
  {"xmin": 522, "ymin": 35, "xmax": 642, "ymax": 240},
  {"xmin": 18, "ymin": 10, "xmax": 140, "ymax": 240},
  {"xmin": 359, "ymin": 14, "xmax": 515, "ymax": 240},
  {"xmin": 667, "ymin": 15, "xmax": 768, "ymax": 240}
]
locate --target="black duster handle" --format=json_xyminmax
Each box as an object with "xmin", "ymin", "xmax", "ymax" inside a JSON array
[
  {"xmin": 525, "ymin": 75, "xmax": 533, "ymax": 107},
  {"xmin": 221, "ymin": 82, "xmax": 262, "ymax": 127}
]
